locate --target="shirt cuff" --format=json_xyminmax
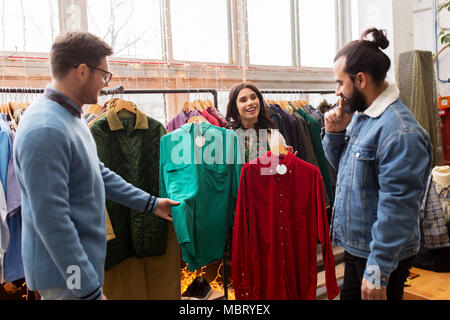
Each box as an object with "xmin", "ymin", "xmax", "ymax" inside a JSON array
[
  {"xmin": 363, "ymin": 266, "xmax": 389, "ymax": 288},
  {"xmin": 80, "ymin": 286, "xmax": 103, "ymax": 300},
  {"xmin": 145, "ymin": 195, "xmax": 159, "ymax": 214},
  {"xmin": 323, "ymin": 132, "xmax": 346, "ymax": 146}
]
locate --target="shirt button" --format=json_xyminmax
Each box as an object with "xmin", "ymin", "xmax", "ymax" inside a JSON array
[
  {"xmin": 356, "ymin": 152, "xmax": 360, "ymax": 158},
  {"xmin": 246, "ymin": 292, "xmax": 249, "ymax": 296},
  {"xmin": 281, "ymin": 243, "xmax": 284, "ymax": 246},
  {"xmin": 280, "ymin": 210, "xmax": 283, "ymax": 214},
  {"xmin": 280, "ymin": 226, "xmax": 283, "ymax": 230},
  {"xmin": 280, "ymin": 193, "xmax": 283, "ymax": 197}
]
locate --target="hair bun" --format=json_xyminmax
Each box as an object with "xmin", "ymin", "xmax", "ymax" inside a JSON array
[{"xmin": 361, "ymin": 28, "xmax": 389, "ymax": 50}]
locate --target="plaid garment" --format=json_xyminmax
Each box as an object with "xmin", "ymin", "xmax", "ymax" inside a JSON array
[
  {"xmin": 44, "ymin": 86, "xmax": 82, "ymax": 118},
  {"xmin": 421, "ymin": 174, "xmax": 450, "ymax": 248}
]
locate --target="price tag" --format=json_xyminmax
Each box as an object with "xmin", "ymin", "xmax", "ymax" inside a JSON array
[
  {"xmin": 195, "ymin": 136, "xmax": 206, "ymax": 147},
  {"xmin": 276, "ymin": 164, "xmax": 287, "ymax": 175}
]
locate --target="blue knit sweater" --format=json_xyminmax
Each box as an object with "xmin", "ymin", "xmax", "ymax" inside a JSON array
[{"xmin": 14, "ymin": 95, "xmax": 157, "ymax": 299}]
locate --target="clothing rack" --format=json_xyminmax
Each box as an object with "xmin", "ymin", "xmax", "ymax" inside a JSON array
[
  {"xmin": 0, "ymin": 85, "xmax": 228, "ymax": 299},
  {"xmin": 260, "ymin": 89, "xmax": 335, "ymax": 95},
  {"xmin": 0, "ymin": 86, "xmax": 219, "ymax": 109}
]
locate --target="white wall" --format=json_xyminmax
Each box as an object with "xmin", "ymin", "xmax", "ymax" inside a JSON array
[
  {"xmin": 353, "ymin": 0, "xmax": 414, "ymax": 82},
  {"xmin": 353, "ymin": 0, "xmax": 449, "ymax": 96},
  {"xmin": 413, "ymin": 0, "xmax": 449, "ymax": 96}
]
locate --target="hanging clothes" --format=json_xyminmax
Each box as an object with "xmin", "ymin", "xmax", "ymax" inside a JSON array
[
  {"xmin": 3, "ymin": 128, "xmax": 24, "ymax": 283},
  {"xmin": 295, "ymin": 107, "xmax": 334, "ymax": 206},
  {"xmin": 90, "ymin": 98, "xmax": 180, "ymax": 299},
  {"xmin": 289, "ymin": 106, "xmax": 319, "ymax": 169},
  {"xmin": 0, "ymin": 181, "xmax": 8, "ymax": 283},
  {"xmin": 4, "ymin": 210, "xmax": 24, "ymax": 282},
  {"xmin": 206, "ymin": 106, "xmax": 227, "ymax": 127},
  {"xmin": 414, "ymin": 171, "xmax": 450, "ymax": 272},
  {"xmin": 231, "ymin": 151, "xmax": 338, "ymax": 300},
  {"xmin": 0, "ymin": 115, "xmax": 11, "ymax": 192},
  {"xmin": 90, "ymin": 100, "xmax": 169, "ymax": 268},
  {"xmin": 269, "ymin": 104, "xmax": 294, "ymax": 146},
  {"xmin": 167, "ymin": 109, "xmax": 207, "ymax": 132},
  {"xmin": 159, "ymin": 122, "xmax": 243, "ymax": 271}
]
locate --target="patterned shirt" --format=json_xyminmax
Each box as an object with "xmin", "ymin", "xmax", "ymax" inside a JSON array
[
  {"xmin": 421, "ymin": 174, "xmax": 450, "ymax": 248},
  {"xmin": 44, "ymin": 85, "xmax": 82, "ymax": 118}
]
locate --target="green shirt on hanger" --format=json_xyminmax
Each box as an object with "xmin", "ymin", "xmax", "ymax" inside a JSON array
[
  {"xmin": 295, "ymin": 107, "xmax": 334, "ymax": 206},
  {"xmin": 159, "ymin": 122, "xmax": 243, "ymax": 271}
]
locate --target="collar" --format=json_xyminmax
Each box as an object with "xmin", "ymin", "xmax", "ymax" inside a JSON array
[
  {"xmin": 362, "ymin": 82, "xmax": 400, "ymax": 118},
  {"xmin": 180, "ymin": 121, "xmax": 214, "ymax": 134},
  {"xmin": 44, "ymin": 85, "xmax": 82, "ymax": 118},
  {"xmin": 105, "ymin": 99, "xmax": 149, "ymax": 131},
  {"xmin": 434, "ymin": 182, "xmax": 448, "ymax": 196},
  {"xmin": 255, "ymin": 151, "xmax": 294, "ymax": 170}
]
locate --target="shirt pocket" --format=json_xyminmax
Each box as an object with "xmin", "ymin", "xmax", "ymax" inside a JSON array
[
  {"xmin": 164, "ymin": 162, "xmax": 193, "ymax": 196},
  {"xmin": 204, "ymin": 164, "xmax": 229, "ymax": 192},
  {"xmin": 352, "ymin": 147, "xmax": 376, "ymax": 188}
]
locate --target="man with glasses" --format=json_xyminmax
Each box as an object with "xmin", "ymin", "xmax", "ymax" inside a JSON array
[{"xmin": 13, "ymin": 31, "xmax": 179, "ymax": 300}]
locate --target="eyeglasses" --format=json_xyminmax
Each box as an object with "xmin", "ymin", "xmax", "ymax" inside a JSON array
[{"xmin": 73, "ymin": 64, "xmax": 113, "ymax": 85}]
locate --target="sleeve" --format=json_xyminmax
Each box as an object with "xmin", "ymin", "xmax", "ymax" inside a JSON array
[
  {"xmin": 99, "ymin": 161, "xmax": 159, "ymax": 213},
  {"xmin": 232, "ymin": 133, "xmax": 244, "ymax": 202},
  {"xmin": 365, "ymin": 130, "xmax": 432, "ymax": 286},
  {"xmin": 159, "ymin": 136, "xmax": 168, "ymax": 199},
  {"xmin": 231, "ymin": 166, "xmax": 253, "ymax": 300},
  {"xmin": 322, "ymin": 132, "xmax": 346, "ymax": 171},
  {"xmin": 315, "ymin": 170, "xmax": 339, "ymax": 299},
  {"xmin": 13, "ymin": 126, "xmax": 100, "ymax": 298}
]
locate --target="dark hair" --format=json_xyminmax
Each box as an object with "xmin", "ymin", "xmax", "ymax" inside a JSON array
[
  {"xmin": 50, "ymin": 31, "xmax": 113, "ymax": 79},
  {"xmin": 334, "ymin": 28, "xmax": 391, "ymax": 84},
  {"xmin": 225, "ymin": 82, "xmax": 274, "ymax": 130}
]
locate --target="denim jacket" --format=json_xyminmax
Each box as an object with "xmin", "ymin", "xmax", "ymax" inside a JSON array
[{"xmin": 323, "ymin": 83, "xmax": 432, "ymax": 286}]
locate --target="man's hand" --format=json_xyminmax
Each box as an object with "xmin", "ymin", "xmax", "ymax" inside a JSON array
[
  {"xmin": 101, "ymin": 294, "xmax": 107, "ymax": 300},
  {"xmin": 361, "ymin": 278, "xmax": 387, "ymax": 300},
  {"xmin": 324, "ymin": 98, "xmax": 354, "ymax": 133},
  {"xmin": 154, "ymin": 198, "xmax": 180, "ymax": 222}
]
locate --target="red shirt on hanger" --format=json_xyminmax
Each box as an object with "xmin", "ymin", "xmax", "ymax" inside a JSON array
[
  {"xmin": 232, "ymin": 151, "xmax": 339, "ymax": 300},
  {"xmin": 199, "ymin": 109, "xmax": 220, "ymax": 127}
]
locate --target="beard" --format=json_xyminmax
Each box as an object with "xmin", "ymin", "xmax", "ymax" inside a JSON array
[
  {"xmin": 80, "ymin": 78, "xmax": 100, "ymax": 105},
  {"xmin": 342, "ymin": 84, "xmax": 367, "ymax": 114}
]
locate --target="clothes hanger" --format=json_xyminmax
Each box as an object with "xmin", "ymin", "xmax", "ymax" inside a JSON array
[
  {"xmin": 193, "ymin": 100, "xmax": 204, "ymax": 112},
  {"xmin": 114, "ymin": 99, "xmax": 137, "ymax": 114},
  {"xmin": 187, "ymin": 115, "xmax": 207, "ymax": 124},
  {"xmin": 279, "ymin": 100, "xmax": 290, "ymax": 109},
  {"xmin": 206, "ymin": 100, "xmax": 215, "ymax": 109},
  {"xmin": 183, "ymin": 101, "xmax": 193, "ymax": 113},
  {"xmin": 272, "ymin": 144, "xmax": 288, "ymax": 156}
]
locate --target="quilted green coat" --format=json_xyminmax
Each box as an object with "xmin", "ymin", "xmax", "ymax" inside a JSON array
[{"xmin": 90, "ymin": 106, "xmax": 168, "ymax": 270}]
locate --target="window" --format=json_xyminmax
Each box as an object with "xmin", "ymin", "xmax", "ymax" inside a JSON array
[
  {"xmin": 87, "ymin": 0, "xmax": 163, "ymax": 59},
  {"xmin": 0, "ymin": 0, "xmax": 59, "ymax": 52},
  {"xmin": 247, "ymin": 0, "xmax": 293, "ymax": 66},
  {"xmin": 170, "ymin": 0, "xmax": 230, "ymax": 63},
  {"xmin": 98, "ymin": 94, "xmax": 167, "ymax": 124},
  {"xmin": 298, "ymin": 0, "xmax": 337, "ymax": 68}
]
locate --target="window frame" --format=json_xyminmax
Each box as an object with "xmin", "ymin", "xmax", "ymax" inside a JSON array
[{"xmin": 0, "ymin": 0, "xmax": 353, "ymax": 90}]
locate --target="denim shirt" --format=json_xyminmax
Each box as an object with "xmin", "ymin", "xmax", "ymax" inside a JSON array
[{"xmin": 323, "ymin": 84, "xmax": 432, "ymax": 287}]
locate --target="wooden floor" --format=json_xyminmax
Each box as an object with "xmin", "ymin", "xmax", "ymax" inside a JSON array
[{"xmin": 403, "ymin": 267, "xmax": 450, "ymax": 300}]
